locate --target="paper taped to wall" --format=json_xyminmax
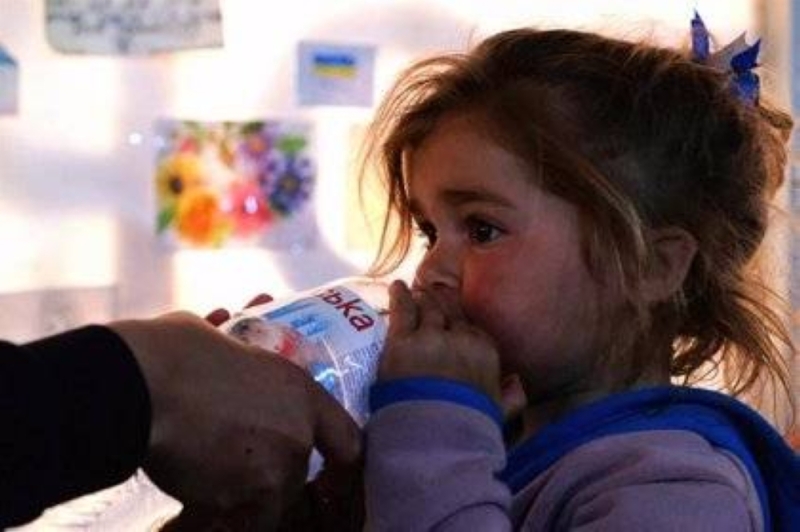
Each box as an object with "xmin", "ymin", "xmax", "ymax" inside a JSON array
[
  {"xmin": 297, "ymin": 41, "xmax": 376, "ymax": 106},
  {"xmin": 0, "ymin": 45, "xmax": 18, "ymax": 114},
  {"xmin": 45, "ymin": 0, "xmax": 224, "ymax": 54}
]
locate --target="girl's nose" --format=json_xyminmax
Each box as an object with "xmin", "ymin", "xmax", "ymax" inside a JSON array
[{"xmin": 413, "ymin": 243, "xmax": 460, "ymax": 291}]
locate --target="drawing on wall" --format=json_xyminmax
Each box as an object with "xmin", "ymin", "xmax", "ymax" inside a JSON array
[
  {"xmin": 0, "ymin": 45, "xmax": 18, "ymax": 115},
  {"xmin": 45, "ymin": 0, "xmax": 224, "ymax": 54},
  {"xmin": 297, "ymin": 41, "xmax": 376, "ymax": 107},
  {"xmin": 155, "ymin": 120, "xmax": 316, "ymax": 249}
]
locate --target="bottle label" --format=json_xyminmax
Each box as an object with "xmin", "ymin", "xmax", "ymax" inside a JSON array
[{"xmin": 227, "ymin": 284, "xmax": 387, "ymax": 426}]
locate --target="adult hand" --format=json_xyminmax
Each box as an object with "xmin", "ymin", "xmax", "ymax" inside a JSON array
[
  {"xmin": 183, "ymin": 294, "xmax": 365, "ymax": 530},
  {"xmin": 378, "ymin": 280, "xmax": 502, "ymax": 401},
  {"xmin": 205, "ymin": 293, "xmax": 274, "ymax": 327},
  {"xmin": 109, "ymin": 312, "xmax": 361, "ymax": 531}
]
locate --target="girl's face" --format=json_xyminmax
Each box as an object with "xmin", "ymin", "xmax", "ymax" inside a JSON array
[{"xmin": 408, "ymin": 113, "xmax": 609, "ymax": 404}]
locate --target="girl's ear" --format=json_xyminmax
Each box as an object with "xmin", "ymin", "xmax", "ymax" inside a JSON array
[{"xmin": 642, "ymin": 227, "xmax": 698, "ymax": 303}]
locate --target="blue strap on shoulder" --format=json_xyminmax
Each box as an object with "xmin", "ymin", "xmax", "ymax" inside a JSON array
[{"xmin": 499, "ymin": 386, "xmax": 800, "ymax": 531}]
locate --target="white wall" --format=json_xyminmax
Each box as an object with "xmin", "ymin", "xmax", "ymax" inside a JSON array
[{"xmin": 0, "ymin": 0, "xmax": 756, "ymax": 341}]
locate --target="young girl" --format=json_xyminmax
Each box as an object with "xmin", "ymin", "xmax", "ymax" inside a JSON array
[{"xmin": 362, "ymin": 22, "xmax": 800, "ymax": 531}]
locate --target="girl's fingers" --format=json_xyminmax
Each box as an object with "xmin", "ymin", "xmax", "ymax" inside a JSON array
[
  {"xmin": 414, "ymin": 290, "xmax": 448, "ymax": 330},
  {"xmin": 388, "ymin": 280, "xmax": 418, "ymax": 337}
]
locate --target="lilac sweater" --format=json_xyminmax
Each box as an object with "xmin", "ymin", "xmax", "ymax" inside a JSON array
[{"xmin": 365, "ymin": 383, "xmax": 772, "ymax": 531}]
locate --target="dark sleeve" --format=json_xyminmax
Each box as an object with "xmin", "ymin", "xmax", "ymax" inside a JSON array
[{"xmin": 0, "ymin": 325, "xmax": 152, "ymax": 528}]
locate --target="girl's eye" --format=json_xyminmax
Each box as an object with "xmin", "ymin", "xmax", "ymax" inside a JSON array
[
  {"xmin": 466, "ymin": 218, "xmax": 502, "ymax": 244},
  {"xmin": 414, "ymin": 220, "xmax": 437, "ymax": 247}
]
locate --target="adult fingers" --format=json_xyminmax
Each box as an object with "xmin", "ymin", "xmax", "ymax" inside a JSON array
[
  {"xmin": 302, "ymin": 465, "xmax": 365, "ymax": 531},
  {"xmin": 204, "ymin": 293, "xmax": 273, "ymax": 328},
  {"xmin": 205, "ymin": 308, "xmax": 231, "ymax": 327},
  {"xmin": 309, "ymin": 384, "xmax": 362, "ymax": 470},
  {"xmin": 245, "ymin": 293, "xmax": 274, "ymax": 308}
]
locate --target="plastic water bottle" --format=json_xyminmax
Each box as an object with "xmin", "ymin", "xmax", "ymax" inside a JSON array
[{"xmin": 221, "ymin": 276, "xmax": 390, "ymax": 427}]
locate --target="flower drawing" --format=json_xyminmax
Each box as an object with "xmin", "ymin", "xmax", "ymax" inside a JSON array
[
  {"xmin": 156, "ymin": 152, "xmax": 203, "ymax": 206},
  {"xmin": 223, "ymin": 180, "xmax": 272, "ymax": 238},
  {"xmin": 155, "ymin": 120, "xmax": 315, "ymax": 248}
]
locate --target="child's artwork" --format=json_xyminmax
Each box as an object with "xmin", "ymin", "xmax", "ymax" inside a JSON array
[
  {"xmin": 297, "ymin": 41, "xmax": 376, "ymax": 107},
  {"xmin": 0, "ymin": 45, "xmax": 18, "ymax": 115},
  {"xmin": 45, "ymin": 0, "xmax": 223, "ymax": 54},
  {"xmin": 155, "ymin": 120, "xmax": 316, "ymax": 249}
]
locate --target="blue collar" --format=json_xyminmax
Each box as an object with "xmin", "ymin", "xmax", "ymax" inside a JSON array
[{"xmin": 499, "ymin": 386, "xmax": 800, "ymax": 531}]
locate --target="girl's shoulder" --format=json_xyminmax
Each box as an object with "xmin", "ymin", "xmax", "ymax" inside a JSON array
[{"xmin": 513, "ymin": 429, "xmax": 762, "ymax": 531}]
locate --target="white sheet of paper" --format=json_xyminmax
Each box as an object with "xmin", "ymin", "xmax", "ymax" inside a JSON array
[
  {"xmin": 0, "ymin": 46, "xmax": 18, "ymax": 115},
  {"xmin": 297, "ymin": 41, "xmax": 376, "ymax": 107}
]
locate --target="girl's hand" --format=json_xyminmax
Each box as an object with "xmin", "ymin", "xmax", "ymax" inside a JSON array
[{"xmin": 377, "ymin": 280, "xmax": 501, "ymax": 401}]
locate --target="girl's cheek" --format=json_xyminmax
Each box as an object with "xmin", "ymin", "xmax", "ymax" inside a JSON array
[{"xmin": 460, "ymin": 283, "xmax": 497, "ymax": 327}]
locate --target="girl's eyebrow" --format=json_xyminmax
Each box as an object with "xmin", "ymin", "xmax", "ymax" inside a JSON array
[
  {"xmin": 438, "ymin": 187, "xmax": 515, "ymax": 208},
  {"xmin": 408, "ymin": 186, "xmax": 518, "ymax": 221},
  {"xmin": 410, "ymin": 187, "xmax": 515, "ymax": 212}
]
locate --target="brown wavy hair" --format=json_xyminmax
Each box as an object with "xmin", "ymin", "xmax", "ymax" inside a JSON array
[{"xmin": 361, "ymin": 28, "xmax": 795, "ymax": 422}]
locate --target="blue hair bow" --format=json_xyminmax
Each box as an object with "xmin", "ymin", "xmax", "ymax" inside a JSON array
[{"xmin": 690, "ymin": 11, "xmax": 761, "ymax": 105}]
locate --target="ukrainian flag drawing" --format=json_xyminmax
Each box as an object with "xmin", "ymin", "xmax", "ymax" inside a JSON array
[{"xmin": 312, "ymin": 52, "xmax": 357, "ymax": 79}]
